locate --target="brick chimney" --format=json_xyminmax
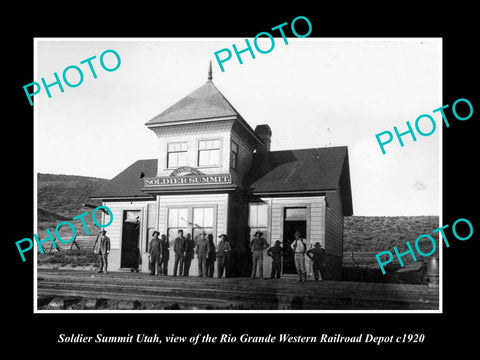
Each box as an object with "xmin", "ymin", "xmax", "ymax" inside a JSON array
[{"xmin": 255, "ymin": 124, "xmax": 272, "ymax": 154}]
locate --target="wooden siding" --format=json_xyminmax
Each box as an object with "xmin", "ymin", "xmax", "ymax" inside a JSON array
[
  {"xmin": 147, "ymin": 203, "xmax": 157, "ymax": 229},
  {"xmin": 325, "ymin": 191, "xmax": 345, "ymax": 280},
  {"xmin": 230, "ymin": 127, "xmax": 255, "ymax": 186},
  {"xmin": 324, "ymin": 191, "xmax": 344, "ymax": 258}
]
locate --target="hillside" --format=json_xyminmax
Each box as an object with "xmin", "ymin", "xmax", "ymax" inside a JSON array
[
  {"xmin": 343, "ymin": 215, "xmax": 439, "ymax": 268},
  {"xmin": 344, "ymin": 215, "xmax": 439, "ymax": 251},
  {"xmin": 37, "ymin": 173, "xmax": 107, "ymax": 239}
]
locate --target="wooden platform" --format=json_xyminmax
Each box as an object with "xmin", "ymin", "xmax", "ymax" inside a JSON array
[{"xmin": 36, "ymin": 269, "xmax": 439, "ymax": 311}]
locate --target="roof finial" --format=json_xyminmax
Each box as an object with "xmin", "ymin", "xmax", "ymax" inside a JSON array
[{"xmin": 207, "ymin": 60, "xmax": 212, "ymax": 81}]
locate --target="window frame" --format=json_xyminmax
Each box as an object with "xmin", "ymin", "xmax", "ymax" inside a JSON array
[
  {"xmin": 165, "ymin": 205, "xmax": 218, "ymax": 245},
  {"xmin": 230, "ymin": 140, "xmax": 239, "ymax": 171},
  {"xmin": 249, "ymin": 202, "xmax": 269, "ymax": 228},
  {"xmin": 197, "ymin": 138, "xmax": 222, "ymax": 168},
  {"xmin": 166, "ymin": 141, "xmax": 188, "ymax": 169},
  {"xmin": 166, "ymin": 207, "xmax": 189, "ymax": 246},
  {"xmin": 248, "ymin": 201, "xmax": 271, "ymax": 245}
]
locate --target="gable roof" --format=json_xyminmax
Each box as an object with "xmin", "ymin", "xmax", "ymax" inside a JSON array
[
  {"xmin": 89, "ymin": 159, "xmax": 157, "ymax": 199},
  {"xmin": 245, "ymin": 146, "xmax": 353, "ymax": 215},
  {"xmin": 145, "ymin": 81, "xmax": 240, "ymax": 126}
]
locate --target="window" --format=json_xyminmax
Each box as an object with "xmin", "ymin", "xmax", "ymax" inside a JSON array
[
  {"xmin": 230, "ymin": 141, "xmax": 238, "ymax": 170},
  {"xmin": 167, "ymin": 142, "xmax": 187, "ymax": 168},
  {"xmin": 284, "ymin": 207, "xmax": 308, "ymax": 221},
  {"xmin": 249, "ymin": 203, "xmax": 269, "ymax": 243},
  {"xmin": 167, "ymin": 207, "xmax": 188, "ymax": 245},
  {"xmin": 192, "ymin": 207, "xmax": 215, "ymax": 244},
  {"xmin": 166, "ymin": 206, "xmax": 217, "ymax": 246},
  {"xmin": 198, "ymin": 139, "xmax": 220, "ymax": 167},
  {"xmin": 249, "ymin": 203, "xmax": 268, "ymax": 227}
]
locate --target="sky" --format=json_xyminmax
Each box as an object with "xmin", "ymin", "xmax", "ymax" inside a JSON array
[{"xmin": 35, "ymin": 38, "xmax": 441, "ymax": 216}]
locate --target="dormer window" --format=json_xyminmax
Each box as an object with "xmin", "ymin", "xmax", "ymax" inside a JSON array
[
  {"xmin": 198, "ymin": 139, "xmax": 220, "ymax": 167},
  {"xmin": 167, "ymin": 142, "xmax": 187, "ymax": 168}
]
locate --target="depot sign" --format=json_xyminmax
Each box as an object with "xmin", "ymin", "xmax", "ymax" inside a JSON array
[{"xmin": 144, "ymin": 174, "xmax": 232, "ymax": 187}]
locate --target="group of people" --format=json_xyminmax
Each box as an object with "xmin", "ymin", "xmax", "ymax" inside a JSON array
[
  {"xmin": 148, "ymin": 230, "xmax": 232, "ymax": 279},
  {"xmin": 250, "ymin": 230, "xmax": 326, "ymax": 282},
  {"xmin": 93, "ymin": 228, "xmax": 326, "ymax": 282}
]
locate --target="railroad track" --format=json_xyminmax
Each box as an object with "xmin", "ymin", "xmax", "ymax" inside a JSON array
[{"xmin": 36, "ymin": 269, "xmax": 439, "ymax": 310}]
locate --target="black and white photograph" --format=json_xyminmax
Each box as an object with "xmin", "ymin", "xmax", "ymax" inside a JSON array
[
  {"xmin": 33, "ymin": 38, "xmax": 441, "ymax": 312},
  {"xmin": 6, "ymin": 6, "xmax": 479, "ymax": 354}
]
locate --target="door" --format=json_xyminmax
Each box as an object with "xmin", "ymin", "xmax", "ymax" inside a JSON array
[
  {"xmin": 121, "ymin": 210, "xmax": 141, "ymax": 269},
  {"xmin": 283, "ymin": 220, "xmax": 307, "ymax": 274},
  {"xmin": 282, "ymin": 207, "xmax": 308, "ymax": 274}
]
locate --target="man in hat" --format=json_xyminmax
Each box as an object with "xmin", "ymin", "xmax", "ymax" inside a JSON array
[
  {"xmin": 173, "ymin": 229, "xmax": 186, "ymax": 276},
  {"xmin": 183, "ymin": 233, "xmax": 195, "ymax": 276},
  {"xmin": 267, "ymin": 240, "xmax": 283, "ymax": 279},
  {"xmin": 195, "ymin": 232, "xmax": 210, "ymax": 277},
  {"xmin": 206, "ymin": 234, "xmax": 216, "ymax": 277},
  {"xmin": 148, "ymin": 231, "xmax": 162, "ymax": 275},
  {"xmin": 216, "ymin": 234, "xmax": 231, "ymax": 279},
  {"xmin": 159, "ymin": 234, "xmax": 169, "ymax": 275},
  {"xmin": 306, "ymin": 242, "xmax": 326, "ymax": 281},
  {"xmin": 249, "ymin": 231, "xmax": 269, "ymax": 279},
  {"xmin": 290, "ymin": 230, "xmax": 307, "ymax": 282},
  {"xmin": 93, "ymin": 229, "xmax": 110, "ymax": 274}
]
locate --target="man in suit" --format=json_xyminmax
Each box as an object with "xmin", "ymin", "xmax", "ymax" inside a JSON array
[
  {"xmin": 148, "ymin": 231, "xmax": 162, "ymax": 276},
  {"xmin": 159, "ymin": 234, "xmax": 169, "ymax": 275},
  {"xmin": 93, "ymin": 229, "xmax": 111, "ymax": 274},
  {"xmin": 183, "ymin": 233, "xmax": 195, "ymax": 276},
  {"xmin": 173, "ymin": 230, "xmax": 186, "ymax": 276},
  {"xmin": 196, "ymin": 232, "xmax": 210, "ymax": 277},
  {"xmin": 216, "ymin": 234, "xmax": 231, "ymax": 279}
]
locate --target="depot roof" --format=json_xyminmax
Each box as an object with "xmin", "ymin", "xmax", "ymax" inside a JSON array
[
  {"xmin": 90, "ymin": 159, "xmax": 157, "ymax": 200},
  {"xmin": 245, "ymin": 146, "xmax": 353, "ymax": 215},
  {"xmin": 145, "ymin": 81, "xmax": 240, "ymax": 126}
]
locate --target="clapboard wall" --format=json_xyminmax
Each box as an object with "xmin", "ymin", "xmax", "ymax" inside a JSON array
[
  {"xmin": 324, "ymin": 191, "xmax": 345, "ymax": 279},
  {"xmin": 267, "ymin": 196, "xmax": 326, "ymax": 247}
]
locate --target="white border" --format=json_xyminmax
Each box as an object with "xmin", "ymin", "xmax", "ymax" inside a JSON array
[{"xmin": 33, "ymin": 37, "xmax": 443, "ymax": 314}]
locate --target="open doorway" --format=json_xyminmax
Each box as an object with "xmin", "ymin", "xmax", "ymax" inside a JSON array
[
  {"xmin": 282, "ymin": 207, "xmax": 307, "ymax": 274},
  {"xmin": 121, "ymin": 210, "xmax": 141, "ymax": 269}
]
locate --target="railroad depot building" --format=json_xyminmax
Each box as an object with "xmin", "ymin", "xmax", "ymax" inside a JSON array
[{"xmin": 90, "ymin": 68, "xmax": 353, "ymax": 279}]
